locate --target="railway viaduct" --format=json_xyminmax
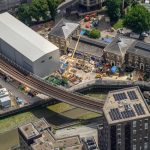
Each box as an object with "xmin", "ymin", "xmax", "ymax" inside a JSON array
[{"xmin": 0, "ymin": 56, "xmax": 104, "ymax": 113}]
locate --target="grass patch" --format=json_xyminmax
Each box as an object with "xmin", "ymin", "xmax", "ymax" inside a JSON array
[
  {"xmin": 0, "ymin": 112, "xmax": 37, "ymax": 133},
  {"xmin": 113, "ymin": 19, "xmax": 124, "ymax": 29},
  {"xmin": 47, "ymin": 103, "xmax": 74, "ymax": 113},
  {"xmin": 0, "ymin": 92, "xmax": 106, "ymax": 133},
  {"xmin": 86, "ymin": 93, "xmax": 107, "ymax": 100},
  {"xmin": 78, "ymin": 112, "xmax": 100, "ymax": 120}
]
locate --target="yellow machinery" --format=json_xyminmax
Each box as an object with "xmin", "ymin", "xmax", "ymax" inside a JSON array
[{"xmin": 61, "ymin": 29, "xmax": 86, "ymax": 79}]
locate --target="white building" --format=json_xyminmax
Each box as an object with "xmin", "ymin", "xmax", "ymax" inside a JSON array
[
  {"xmin": 0, "ymin": 12, "xmax": 60, "ymax": 77},
  {"xmin": 0, "ymin": 88, "xmax": 11, "ymax": 108}
]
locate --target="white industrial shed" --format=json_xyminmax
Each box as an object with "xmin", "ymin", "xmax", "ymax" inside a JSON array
[{"xmin": 0, "ymin": 12, "xmax": 60, "ymax": 77}]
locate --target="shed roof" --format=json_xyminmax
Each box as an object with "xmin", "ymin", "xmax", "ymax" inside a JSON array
[{"xmin": 0, "ymin": 12, "xmax": 58, "ymax": 62}]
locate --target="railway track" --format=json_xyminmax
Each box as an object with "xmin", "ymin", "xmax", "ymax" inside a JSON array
[{"xmin": 0, "ymin": 58, "xmax": 104, "ymax": 113}]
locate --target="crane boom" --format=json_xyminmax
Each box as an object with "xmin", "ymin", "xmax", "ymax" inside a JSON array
[{"xmin": 71, "ymin": 34, "xmax": 81, "ymax": 59}]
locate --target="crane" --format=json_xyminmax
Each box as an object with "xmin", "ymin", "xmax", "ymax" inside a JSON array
[{"xmin": 60, "ymin": 30, "xmax": 85, "ymax": 76}]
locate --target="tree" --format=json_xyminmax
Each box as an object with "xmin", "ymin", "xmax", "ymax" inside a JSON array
[
  {"xmin": 30, "ymin": 0, "xmax": 49, "ymax": 22},
  {"xmin": 17, "ymin": 4, "xmax": 32, "ymax": 25},
  {"xmin": 106, "ymin": 0, "xmax": 121, "ymax": 21},
  {"xmin": 89, "ymin": 29, "xmax": 101, "ymax": 39},
  {"xmin": 124, "ymin": 5, "xmax": 150, "ymax": 33},
  {"xmin": 47, "ymin": 0, "xmax": 61, "ymax": 20}
]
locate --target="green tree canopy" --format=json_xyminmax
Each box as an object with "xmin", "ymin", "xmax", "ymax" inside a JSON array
[
  {"xmin": 17, "ymin": 4, "xmax": 32, "ymax": 25},
  {"xmin": 124, "ymin": 5, "xmax": 150, "ymax": 33},
  {"xmin": 106, "ymin": 0, "xmax": 121, "ymax": 21},
  {"xmin": 47, "ymin": 0, "xmax": 61, "ymax": 20},
  {"xmin": 89, "ymin": 29, "xmax": 101, "ymax": 39},
  {"xmin": 30, "ymin": 0, "xmax": 48, "ymax": 22}
]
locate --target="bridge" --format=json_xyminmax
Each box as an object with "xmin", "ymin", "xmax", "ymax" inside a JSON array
[{"xmin": 0, "ymin": 55, "xmax": 104, "ymax": 113}]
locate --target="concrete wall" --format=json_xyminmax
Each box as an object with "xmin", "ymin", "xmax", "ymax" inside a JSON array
[
  {"xmin": 0, "ymin": 38, "xmax": 33, "ymax": 73},
  {"xmin": 33, "ymin": 49, "xmax": 60, "ymax": 77}
]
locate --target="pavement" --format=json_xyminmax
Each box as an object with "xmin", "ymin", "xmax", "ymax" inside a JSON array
[
  {"xmin": 55, "ymin": 122, "xmax": 101, "ymax": 144},
  {"xmin": 0, "ymin": 76, "xmax": 49, "ymax": 106}
]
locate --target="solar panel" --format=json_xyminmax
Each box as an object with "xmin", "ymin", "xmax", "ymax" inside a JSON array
[
  {"xmin": 138, "ymin": 103, "xmax": 145, "ymax": 115},
  {"xmin": 109, "ymin": 108, "xmax": 122, "ymax": 121},
  {"xmin": 113, "ymin": 92, "xmax": 127, "ymax": 101},
  {"xmin": 127, "ymin": 91, "xmax": 138, "ymax": 100},
  {"xmin": 133, "ymin": 104, "xmax": 145, "ymax": 116}
]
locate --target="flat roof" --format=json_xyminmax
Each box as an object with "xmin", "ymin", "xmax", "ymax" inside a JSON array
[
  {"xmin": 19, "ymin": 123, "xmax": 39, "ymax": 140},
  {"xmin": 0, "ymin": 96, "xmax": 10, "ymax": 103},
  {"xmin": 19, "ymin": 118, "xmax": 82, "ymax": 150},
  {"xmin": 0, "ymin": 12, "xmax": 58, "ymax": 62},
  {"xmin": 103, "ymin": 87, "xmax": 150, "ymax": 124},
  {"xmin": 33, "ymin": 118, "xmax": 50, "ymax": 132},
  {"xmin": 0, "ymin": 88, "xmax": 9, "ymax": 98}
]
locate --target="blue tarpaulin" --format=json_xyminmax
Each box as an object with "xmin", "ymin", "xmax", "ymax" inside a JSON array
[
  {"xmin": 80, "ymin": 29, "xmax": 86, "ymax": 35},
  {"xmin": 111, "ymin": 66, "xmax": 117, "ymax": 73},
  {"xmin": 103, "ymin": 38, "xmax": 113, "ymax": 43}
]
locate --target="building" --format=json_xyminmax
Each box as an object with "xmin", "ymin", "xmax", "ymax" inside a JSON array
[
  {"xmin": 98, "ymin": 86, "xmax": 150, "ymax": 150},
  {"xmin": 79, "ymin": 0, "xmax": 104, "ymax": 11},
  {"xmin": 18, "ymin": 118, "xmax": 84, "ymax": 150},
  {"xmin": 82, "ymin": 137, "xmax": 99, "ymax": 150},
  {"xmin": 0, "ymin": 0, "xmax": 32, "ymax": 12},
  {"xmin": 126, "ymin": 40, "xmax": 150, "ymax": 72},
  {"xmin": 49, "ymin": 19, "xmax": 80, "ymax": 54},
  {"xmin": 103, "ymin": 36, "xmax": 135, "ymax": 67},
  {"xmin": 0, "ymin": 12, "xmax": 60, "ymax": 78},
  {"xmin": 68, "ymin": 36, "xmax": 107, "ymax": 62},
  {"xmin": 0, "ymin": 88, "xmax": 11, "ymax": 108}
]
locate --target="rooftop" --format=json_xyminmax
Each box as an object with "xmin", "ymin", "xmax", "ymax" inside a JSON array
[
  {"xmin": 33, "ymin": 118, "xmax": 50, "ymax": 132},
  {"xmin": 103, "ymin": 87, "xmax": 150, "ymax": 124},
  {"xmin": 0, "ymin": 12, "xmax": 58, "ymax": 62},
  {"xmin": 19, "ymin": 123, "xmax": 39, "ymax": 140},
  {"xmin": 127, "ymin": 40, "xmax": 150, "ymax": 58},
  {"xmin": 0, "ymin": 88, "xmax": 9, "ymax": 98},
  {"xmin": 104, "ymin": 35, "xmax": 135, "ymax": 56},
  {"xmin": 49, "ymin": 19, "xmax": 79, "ymax": 39},
  {"xmin": 19, "ymin": 118, "xmax": 83, "ymax": 150},
  {"xmin": 68, "ymin": 36, "xmax": 107, "ymax": 57}
]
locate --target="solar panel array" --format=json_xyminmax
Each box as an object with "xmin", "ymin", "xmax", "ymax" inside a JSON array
[
  {"xmin": 121, "ymin": 105, "xmax": 136, "ymax": 119},
  {"xmin": 109, "ymin": 105, "xmax": 136, "ymax": 121},
  {"xmin": 133, "ymin": 103, "xmax": 145, "ymax": 116},
  {"xmin": 135, "ymin": 42, "xmax": 150, "ymax": 52},
  {"xmin": 113, "ymin": 92, "xmax": 127, "ymax": 101},
  {"xmin": 109, "ymin": 108, "xmax": 122, "ymax": 121},
  {"xmin": 127, "ymin": 91, "xmax": 138, "ymax": 100}
]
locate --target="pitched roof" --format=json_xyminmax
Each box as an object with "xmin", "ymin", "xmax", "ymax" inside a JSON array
[
  {"xmin": 0, "ymin": 12, "xmax": 58, "ymax": 62},
  {"xmin": 49, "ymin": 19, "xmax": 79, "ymax": 39},
  {"xmin": 68, "ymin": 36, "xmax": 106, "ymax": 57},
  {"xmin": 127, "ymin": 40, "xmax": 150, "ymax": 58},
  {"xmin": 104, "ymin": 35, "xmax": 135, "ymax": 57}
]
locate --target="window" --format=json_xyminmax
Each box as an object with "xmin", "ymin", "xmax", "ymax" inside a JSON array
[
  {"xmin": 49, "ymin": 56, "xmax": 52, "ymax": 60},
  {"xmin": 133, "ymin": 145, "xmax": 136, "ymax": 150},
  {"xmin": 144, "ymin": 142, "xmax": 148, "ymax": 150},
  {"xmin": 41, "ymin": 60, "xmax": 45, "ymax": 63},
  {"xmin": 145, "ymin": 122, "xmax": 148, "ymax": 130},
  {"xmin": 133, "ymin": 130, "xmax": 136, "ymax": 134},
  {"xmin": 133, "ymin": 121, "xmax": 136, "ymax": 128}
]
